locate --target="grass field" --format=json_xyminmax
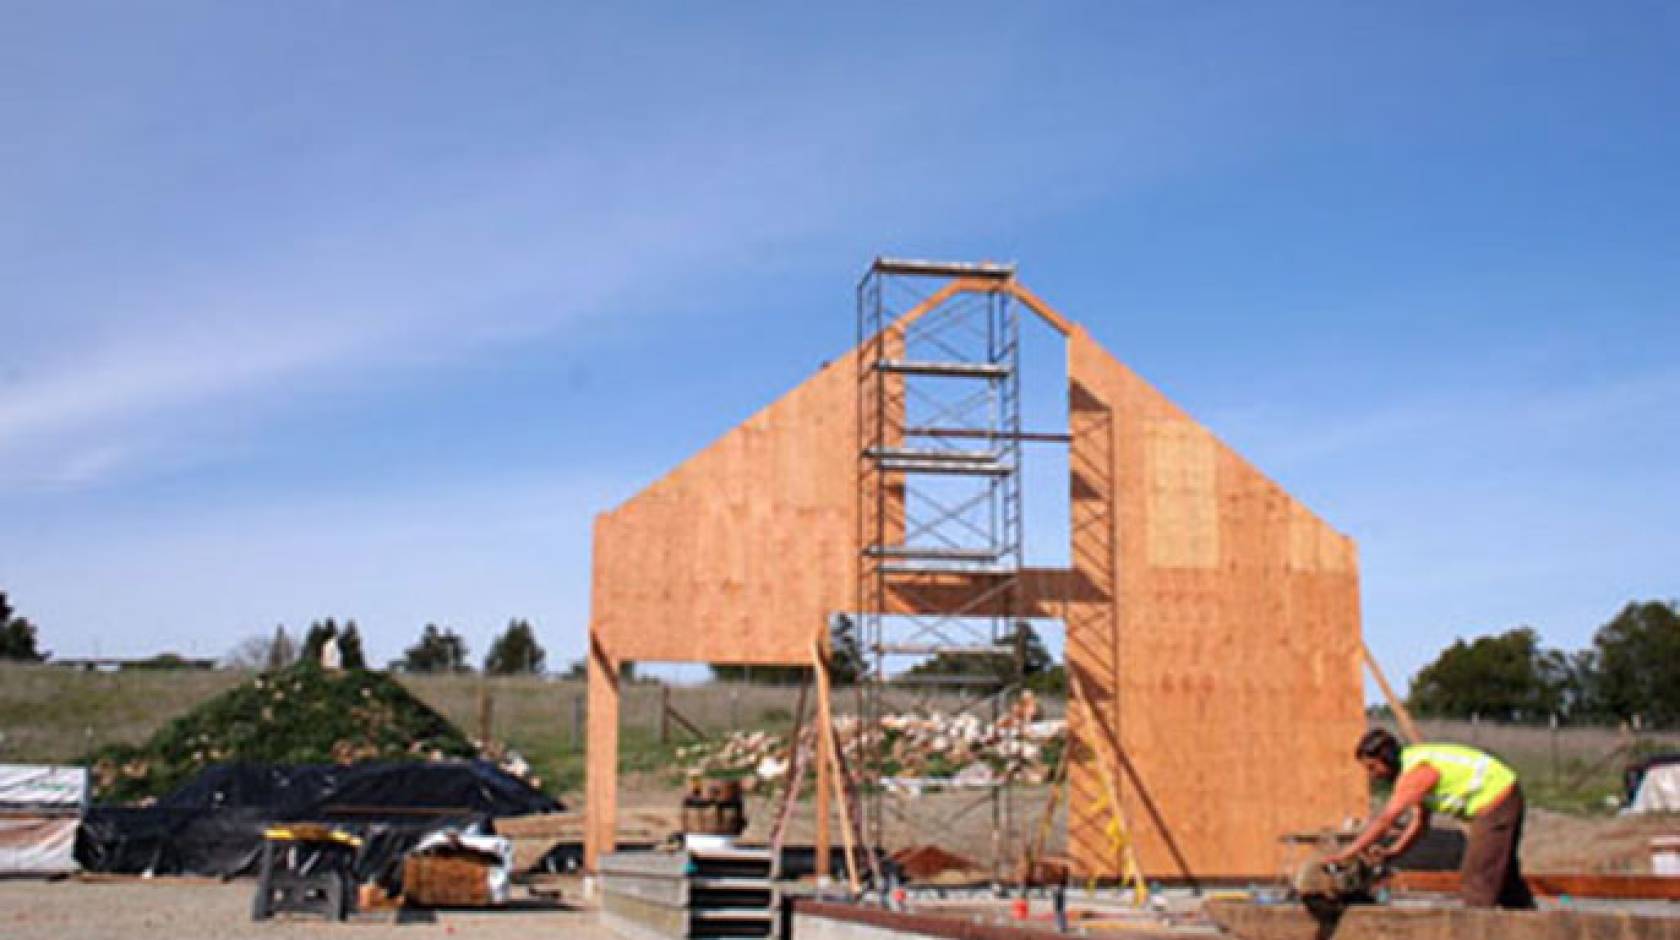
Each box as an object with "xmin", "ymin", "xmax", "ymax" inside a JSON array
[
  {"xmin": 0, "ymin": 664, "xmax": 814, "ymax": 799},
  {"xmin": 3, "ymin": 663, "xmax": 1674, "ymax": 814},
  {"xmin": 1400, "ymin": 717, "xmax": 1680, "ymax": 814}
]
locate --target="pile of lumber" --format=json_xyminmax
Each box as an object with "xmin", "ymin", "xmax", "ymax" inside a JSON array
[{"xmin": 676, "ymin": 701, "xmax": 1065, "ymax": 796}]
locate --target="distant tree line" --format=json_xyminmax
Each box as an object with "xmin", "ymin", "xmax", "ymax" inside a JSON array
[
  {"xmin": 1408, "ymin": 599, "xmax": 1680, "ymax": 726},
  {"xmin": 0, "ymin": 592, "xmax": 557, "ymax": 676},
  {"xmin": 225, "ymin": 618, "xmax": 549, "ymax": 676},
  {"xmin": 10, "ymin": 584, "xmax": 1677, "ymax": 727}
]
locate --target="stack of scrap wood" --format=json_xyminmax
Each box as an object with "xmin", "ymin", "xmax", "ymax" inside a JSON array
[
  {"xmin": 678, "ymin": 700, "xmax": 1065, "ymax": 796},
  {"xmin": 403, "ymin": 853, "xmax": 495, "ymax": 907},
  {"xmin": 400, "ymin": 832, "xmax": 512, "ymax": 908}
]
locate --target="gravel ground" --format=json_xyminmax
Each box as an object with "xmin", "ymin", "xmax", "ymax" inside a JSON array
[{"xmin": 0, "ymin": 878, "xmax": 617, "ymax": 940}]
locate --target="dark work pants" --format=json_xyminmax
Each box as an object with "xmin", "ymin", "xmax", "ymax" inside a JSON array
[{"xmin": 1461, "ymin": 784, "xmax": 1536, "ymax": 909}]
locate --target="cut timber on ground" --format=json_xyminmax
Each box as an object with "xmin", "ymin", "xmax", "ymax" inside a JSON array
[{"xmin": 1205, "ymin": 899, "xmax": 1680, "ymax": 940}]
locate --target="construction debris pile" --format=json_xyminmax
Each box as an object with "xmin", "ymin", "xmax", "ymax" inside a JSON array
[
  {"xmin": 677, "ymin": 697, "xmax": 1065, "ymax": 795},
  {"xmin": 90, "ymin": 665, "xmax": 479, "ymax": 802}
]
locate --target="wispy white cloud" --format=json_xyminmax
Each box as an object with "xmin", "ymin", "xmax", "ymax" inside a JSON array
[
  {"xmin": 1215, "ymin": 366, "xmax": 1680, "ymax": 477},
  {"xmin": 0, "ymin": 63, "xmax": 969, "ymax": 488},
  {"xmin": 2, "ymin": 7, "xmax": 1363, "ymax": 495}
]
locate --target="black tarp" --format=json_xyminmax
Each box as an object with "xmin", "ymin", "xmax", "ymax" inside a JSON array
[{"xmin": 77, "ymin": 760, "xmax": 561, "ymax": 886}]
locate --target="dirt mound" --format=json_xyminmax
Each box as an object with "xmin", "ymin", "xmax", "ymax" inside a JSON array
[{"xmin": 90, "ymin": 665, "xmax": 474, "ymax": 802}]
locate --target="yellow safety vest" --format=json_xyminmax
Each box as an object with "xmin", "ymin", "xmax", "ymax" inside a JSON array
[{"xmin": 1401, "ymin": 743, "xmax": 1516, "ymax": 820}]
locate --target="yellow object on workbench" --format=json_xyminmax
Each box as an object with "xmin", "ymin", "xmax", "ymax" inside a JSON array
[{"xmin": 261, "ymin": 824, "xmax": 363, "ymax": 848}]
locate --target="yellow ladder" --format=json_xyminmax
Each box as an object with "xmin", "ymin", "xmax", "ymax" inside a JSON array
[{"xmin": 1067, "ymin": 670, "xmax": 1148, "ymax": 906}]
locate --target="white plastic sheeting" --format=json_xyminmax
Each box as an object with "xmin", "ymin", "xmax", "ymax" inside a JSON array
[
  {"xmin": 1629, "ymin": 763, "xmax": 1680, "ymax": 814},
  {"xmin": 0, "ymin": 764, "xmax": 87, "ymax": 808},
  {"xmin": 0, "ymin": 818, "xmax": 80, "ymax": 874},
  {"xmin": 0, "ymin": 764, "xmax": 86, "ymax": 875}
]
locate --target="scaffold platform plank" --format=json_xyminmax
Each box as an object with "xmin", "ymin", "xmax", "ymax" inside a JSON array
[
  {"xmin": 865, "ymin": 445, "xmax": 1002, "ymax": 463},
  {"xmin": 874, "ymin": 458, "xmax": 1013, "ymax": 476},
  {"xmin": 875, "ymin": 643, "xmax": 1016, "ymax": 657},
  {"xmin": 875, "ymin": 359, "xmax": 1013, "ymax": 379},
  {"xmin": 871, "ymin": 257, "xmax": 1016, "ymax": 280},
  {"xmin": 864, "ymin": 546, "xmax": 1001, "ymax": 561}
]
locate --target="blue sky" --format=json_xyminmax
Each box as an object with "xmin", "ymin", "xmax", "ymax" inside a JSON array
[{"xmin": 2, "ymin": 3, "xmax": 1676, "ymax": 693}]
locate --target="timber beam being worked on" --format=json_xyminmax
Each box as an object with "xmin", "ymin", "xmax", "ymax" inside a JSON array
[
  {"xmin": 1205, "ymin": 899, "xmax": 1680, "ymax": 940},
  {"xmin": 1392, "ymin": 871, "xmax": 1680, "ymax": 902}
]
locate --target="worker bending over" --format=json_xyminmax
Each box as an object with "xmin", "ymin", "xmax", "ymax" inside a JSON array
[{"xmin": 1331, "ymin": 729, "xmax": 1536, "ymax": 909}]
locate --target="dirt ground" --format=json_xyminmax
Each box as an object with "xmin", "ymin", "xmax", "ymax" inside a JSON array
[
  {"xmin": 623, "ymin": 772, "xmax": 1680, "ymax": 876},
  {"xmin": 0, "ymin": 878, "xmax": 613, "ymax": 940},
  {"xmin": 0, "ymin": 810, "xmax": 1675, "ymax": 939},
  {"xmin": 619, "ymin": 774, "xmax": 1058, "ymax": 873},
  {"xmin": 1522, "ymin": 808, "xmax": 1680, "ymax": 873}
]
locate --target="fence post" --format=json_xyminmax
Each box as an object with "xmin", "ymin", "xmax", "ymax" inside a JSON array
[
  {"xmin": 660, "ymin": 683, "xmax": 671, "ymax": 745},
  {"xmin": 572, "ymin": 693, "xmax": 585, "ymax": 751},
  {"xmin": 1471, "ymin": 712, "xmax": 1480, "ymax": 745},
  {"xmin": 1549, "ymin": 713, "xmax": 1560, "ymax": 786}
]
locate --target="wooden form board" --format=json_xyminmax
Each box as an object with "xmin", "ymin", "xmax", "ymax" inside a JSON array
[{"xmin": 584, "ymin": 278, "xmax": 1367, "ymax": 878}]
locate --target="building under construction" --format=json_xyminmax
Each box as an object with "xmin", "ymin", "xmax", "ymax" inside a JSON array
[{"xmin": 585, "ymin": 258, "xmax": 1368, "ymax": 882}]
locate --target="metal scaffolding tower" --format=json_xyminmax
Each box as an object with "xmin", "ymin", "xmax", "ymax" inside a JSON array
[{"xmin": 855, "ymin": 258, "xmax": 1026, "ymax": 875}]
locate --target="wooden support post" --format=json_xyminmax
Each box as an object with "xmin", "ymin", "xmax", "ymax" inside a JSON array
[
  {"xmin": 815, "ymin": 640, "xmax": 860, "ymax": 894},
  {"xmin": 663, "ymin": 701, "xmax": 706, "ymax": 741},
  {"xmin": 814, "ymin": 639, "xmax": 832, "ymax": 882},
  {"xmin": 825, "ymin": 723, "xmax": 861, "ymax": 894},
  {"xmin": 1362, "ymin": 641, "xmax": 1420, "ymax": 744},
  {"xmin": 768, "ymin": 675, "xmax": 812, "ymax": 880},
  {"xmin": 584, "ymin": 636, "xmax": 620, "ymax": 872}
]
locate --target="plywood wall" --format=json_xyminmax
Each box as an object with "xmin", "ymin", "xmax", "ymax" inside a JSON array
[
  {"xmin": 1063, "ymin": 326, "xmax": 1367, "ymax": 879},
  {"xmin": 585, "ymin": 280, "xmax": 1367, "ymax": 879},
  {"xmin": 591, "ymin": 352, "xmax": 861, "ymax": 666}
]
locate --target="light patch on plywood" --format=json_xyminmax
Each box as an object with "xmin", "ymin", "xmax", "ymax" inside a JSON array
[
  {"xmin": 1289, "ymin": 503, "xmax": 1352, "ymax": 573},
  {"xmin": 1145, "ymin": 418, "xmax": 1218, "ymax": 568}
]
